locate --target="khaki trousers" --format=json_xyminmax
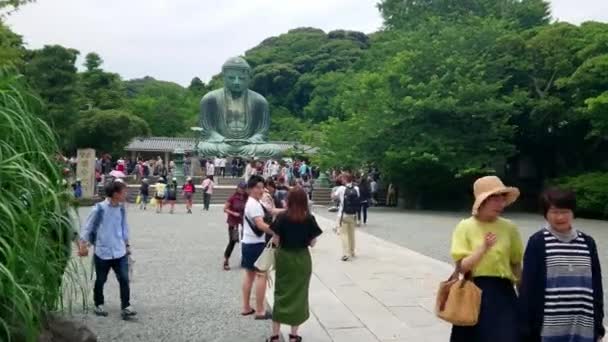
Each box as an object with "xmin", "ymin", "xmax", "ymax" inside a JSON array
[{"xmin": 340, "ymin": 215, "xmax": 356, "ymax": 257}]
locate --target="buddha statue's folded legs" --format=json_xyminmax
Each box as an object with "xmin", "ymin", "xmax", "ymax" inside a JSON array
[{"xmin": 198, "ymin": 141, "xmax": 281, "ymax": 158}]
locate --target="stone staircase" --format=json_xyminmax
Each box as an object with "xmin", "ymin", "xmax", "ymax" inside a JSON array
[{"xmin": 113, "ymin": 184, "xmax": 334, "ymax": 206}]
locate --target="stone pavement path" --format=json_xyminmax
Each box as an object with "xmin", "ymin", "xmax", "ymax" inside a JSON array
[
  {"xmin": 316, "ymin": 207, "xmax": 608, "ymax": 305},
  {"xmin": 68, "ymin": 205, "xmax": 272, "ymax": 342},
  {"xmin": 266, "ymin": 213, "xmax": 452, "ymax": 342}
]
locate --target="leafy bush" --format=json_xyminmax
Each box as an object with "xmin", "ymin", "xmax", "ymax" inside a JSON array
[
  {"xmin": 0, "ymin": 68, "xmax": 75, "ymax": 341},
  {"xmin": 552, "ymin": 172, "xmax": 608, "ymax": 219}
]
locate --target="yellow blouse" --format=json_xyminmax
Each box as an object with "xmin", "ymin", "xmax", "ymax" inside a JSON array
[{"xmin": 450, "ymin": 216, "xmax": 523, "ymax": 282}]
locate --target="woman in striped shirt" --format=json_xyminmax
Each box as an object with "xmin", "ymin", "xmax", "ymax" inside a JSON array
[{"xmin": 519, "ymin": 188, "xmax": 605, "ymax": 342}]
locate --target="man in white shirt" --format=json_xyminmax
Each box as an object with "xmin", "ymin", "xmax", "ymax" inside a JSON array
[
  {"xmin": 332, "ymin": 173, "xmax": 360, "ymax": 261},
  {"xmin": 218, "ymin": 157, "xmax": 227, "ymax": 177},
  {"xmin": 206, "ymin": 159, "xmax": 216, "ymax": 178},
  {"xmin": 241, "ymin": 175, "xmax": 274, "ymax": 320}
]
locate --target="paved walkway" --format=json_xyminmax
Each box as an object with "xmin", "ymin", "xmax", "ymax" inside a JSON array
[{"xmin": 267, "ymin": 213, "xmax": 452, "ymax": 342}]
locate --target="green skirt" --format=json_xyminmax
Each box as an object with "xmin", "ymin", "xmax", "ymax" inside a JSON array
[{"xmin": 273, "ymin": 247, "xmax": 312, "ymax": 326}]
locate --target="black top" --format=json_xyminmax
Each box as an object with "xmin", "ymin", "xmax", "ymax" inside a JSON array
[
  {"xmin": 271, "ymin": 213, "xmax": 323, "ymax": 249},
  {"xmin": 518, "ymin": 229, "xmax": 605, "ymax": 341},
  {"xmin": 140, "ymin": 183, "xmax": 149, "ymax": 196}
]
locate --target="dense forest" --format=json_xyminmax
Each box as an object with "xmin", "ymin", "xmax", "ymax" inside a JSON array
[{"xmin": 2, "ymin": 0, "xmax": 608, "ymax": 215}]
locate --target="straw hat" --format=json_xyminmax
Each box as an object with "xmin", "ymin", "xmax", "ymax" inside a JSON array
[{"xmin": 472, "ymin": 176, "xmax": 520, "ymax": 215}]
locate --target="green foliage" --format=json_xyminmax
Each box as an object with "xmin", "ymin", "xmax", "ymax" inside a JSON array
[
  {"xmin": 125, "ymin": 76, "xmax": 200, "ymax": 137},
  {"xmin": 378, "ymin": 0, "xmax": 550, "ymax": 30},
  {"xmin": 0, "ymin": 21, "xmax": 23, "ymax": 66},
  {"xmin": 79, "ymin": 52, "xmax": 125, "ymax": 110},
  {"xmin": 0, "ymin": 67, "xmax": 74, "ymax": 341},
  {"xmin": 73, "ymin": 109, "xmax": 150, "ymax": 155},
  {"xmin": 552, "ymin": 173, "xmax": 608, "ymax": 218},
  {"xmin": 244, "ymin": 27, "xmax": 370, "ymax": 124},
  {"xmin": 24, "ymin": 45, "xmax": 80, "ymax": 149}
]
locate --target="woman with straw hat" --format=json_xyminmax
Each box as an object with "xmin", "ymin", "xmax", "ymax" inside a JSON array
[{"xmin": 450, "ymin": 175, "xmax": 523, "ymax": 342}]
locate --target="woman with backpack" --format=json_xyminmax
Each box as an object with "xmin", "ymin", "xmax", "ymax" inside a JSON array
[
  {"xmin": 154, "ymin": 179, "xmax": 166, "ymax": 214},
  {"xmin": 183, "ymin": 177, "xmax": 196, "ymax": 214},
  {"xmin": 332, "ymin": 173, "xmax": 360, "ymax": 262},
  {"xmin": 166, "ymin": 178, "xmax": 178, "ymax": 214}
]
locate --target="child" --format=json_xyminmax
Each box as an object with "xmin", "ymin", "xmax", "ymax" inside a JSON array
[
  {"xmin": 183, "ymin": 177, "xmax": 196, "ymax": 214},
  {"xmin": 154, "ymin": 179, "xmax": 166, "ymax": 213},
  {"xmin": 166, "ymin": 178, "xmax": 178, "ymax": 214}
]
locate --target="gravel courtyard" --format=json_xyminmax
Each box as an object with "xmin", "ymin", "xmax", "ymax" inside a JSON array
[{"xmin": 68, "ymin": 205, "xmax": 272, "ymax": 342}]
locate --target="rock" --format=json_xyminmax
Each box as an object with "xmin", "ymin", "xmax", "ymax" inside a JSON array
[{"xmin": 38, "ymin": 315, "xmax": 97, "ymax": 342}]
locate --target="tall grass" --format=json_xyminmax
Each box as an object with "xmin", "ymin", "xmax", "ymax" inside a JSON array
[{"xmin": 0, "ymin": 68, "xmax": 76, "ymax": 341}]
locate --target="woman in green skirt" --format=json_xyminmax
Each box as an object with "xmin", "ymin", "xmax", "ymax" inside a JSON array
[{"xmin": 267, "ymin": 187, "xmax": 323, "ymax": 342}]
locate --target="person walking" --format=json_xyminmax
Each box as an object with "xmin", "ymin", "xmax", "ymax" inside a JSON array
[
  {"xmin": 241, "ymin": 175, "xmax": 274, "ymax": 320},
  {"xmin": 139, "ymin": 178, "xmax": 149, "ymax": 210},
  {"xmin": 370, "ymin": 178, "xmax": 378, "ymax": 206},
  {"xmin": 357, "ymin": 176, "xmax": 371, "ymax": 225},
  {"xmin": 332, "ymin": 173, "xmax": 360, "ymax": 261},
  {"xmin": 266, "ymin": 187, "xmax": 323, "ymax": 342},
  {"xmin": 449, "ymin": 175, "xmax": 523, "ymax": 342},
  {"xmin": 166, "ymin": 178, "xmax": 178, "ymax": 214},
  {"xmin": 219, "ymin": 156, "xmax": 227, "ymax": 177},
  {"xmin": 231, "ymin": 158, "xmax": 239, "ymax": 178},
  {"xmin": 519, "ymin": 188, "xmax": 605, "ymax": 342},
  {"xmin": 183, "ymin": 177, "xmax": 196, "ymax": 214},
  {"xmin": 201, "ymin": 175, "xmax": 215, "ymax": 211},
  {"xmin": 223, "ymin": 181, "xmax": 247, "ymax": 270},
  {"xmin": 298, "ymin": 175, "xmax": 313, "ymax": 200},
  {"xmin": 78, "ymin": 180, "xmax": 137, "ymax": 320},
  {"xmin": 154, "ymin": 178, "xmax": 166, "ymax": 213},
  {"xmin": 206, "ymin": 160, "xmax": 216, "ymax": 179}
]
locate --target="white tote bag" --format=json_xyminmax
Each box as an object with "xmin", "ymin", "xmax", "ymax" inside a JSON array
[{"xmin": 254, "ymin": 241, "xmax": 276, "ymax": 273}]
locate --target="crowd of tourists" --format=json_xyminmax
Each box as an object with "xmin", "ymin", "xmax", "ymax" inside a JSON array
[{"xmin": 75, "ymin": 155, "xmax": 604, "ymax": 342}]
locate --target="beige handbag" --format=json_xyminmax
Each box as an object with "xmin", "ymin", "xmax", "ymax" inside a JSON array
[
  {"xmin": 254, "ymin": 241, "xmax": 276, "ymax": 273},
  {"xmin": 435, "ymin": 261, "xmax": 482, "ymax": 326}
]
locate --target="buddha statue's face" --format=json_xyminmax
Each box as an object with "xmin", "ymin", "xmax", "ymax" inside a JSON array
[{"xmin": 223, "ymin": 67, "xmax": 250, "ymax": 95}]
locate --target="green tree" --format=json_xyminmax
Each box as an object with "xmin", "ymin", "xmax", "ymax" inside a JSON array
[
  {"xmin": 0, "ymin": 21, "xmax": 24, "ymax": 66},
  {"xmin": 73, "ymin": 109, "xmax": 150, "ymax": 154},
  {"xmin": 80, "ymin": 52, "xmax": 125, "ymax": 109},
  {"xmin": 24, "ymin": 45, "xmax": 80, "ymax": 149}
]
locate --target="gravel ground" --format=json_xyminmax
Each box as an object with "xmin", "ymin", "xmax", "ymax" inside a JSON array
[
  {"xmin": 317, "ymin": 206, "xmax": 608, "ymax": 304},
  {"xmin": 68, "ymin": 204, "xmax": 274, "ymax": 342}
]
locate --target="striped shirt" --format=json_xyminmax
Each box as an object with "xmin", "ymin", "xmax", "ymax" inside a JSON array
[{"xmin": 541, "ymin": 229, "xmax": 595, "ymax": 342}]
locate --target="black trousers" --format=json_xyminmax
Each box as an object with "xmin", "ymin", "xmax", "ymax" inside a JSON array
[
  {"xmin": 94, "ymin": 255, "xmax": 130, "ymax": 309},
  {"xmin": 224, "ymin": 225, "xmax": 239, "ymax": 259},
  {"xmin": 357, "ymin": 201, "xmax": 369, "ymax": 223}
]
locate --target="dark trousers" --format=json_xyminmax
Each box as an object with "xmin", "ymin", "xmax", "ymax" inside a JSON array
[
  {"xmin": 357, "ymin": 201, "xmax": 369, "ymax": 223},
  {"xmin": 224, "ymin": 225, "xmax": 239, "ymax": 259},
  {"xmin": 203, "ymin": 193, "xmax": 211, "ymax": 210},
  {"xmin": 94, "ymin": 255, "xmax": 130, "ymax": 309},
  {"xmin": 220, "ymin": 167, "xmax": 225, "ymax": 177}
]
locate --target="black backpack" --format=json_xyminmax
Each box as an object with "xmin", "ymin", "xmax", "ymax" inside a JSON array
[{"xmin": 342, "ymin": 185, "xmax": 360, "ymax": 215}]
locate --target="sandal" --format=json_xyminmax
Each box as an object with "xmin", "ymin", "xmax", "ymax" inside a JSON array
[
  {"xmin": 254, "ymin": 311, "xmax": 273, "ymax": 320},
  {"xmin": 240, "ymin": 308, "xmax": 255, "ymax": 316},
  {"xmin": 289, "ymin": 334, "xmax": 302, "ymax": 342},
  {"xmin": 266, "ymin": 335, "xmax": 280, "ymax": 342},
  {"xmin": 223, "ymin": 261, "xmax": 230, "ymax": 271}
]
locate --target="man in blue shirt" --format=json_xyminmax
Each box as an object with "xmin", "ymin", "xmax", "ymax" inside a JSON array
[{"xmin": 79, "ymin": 180, "xmax": 137, "ymax": 320}]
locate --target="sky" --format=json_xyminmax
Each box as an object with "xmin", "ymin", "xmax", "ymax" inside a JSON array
[{"xmin": 5, "ymin": 0, "xmax": 608, "ymax": 86}]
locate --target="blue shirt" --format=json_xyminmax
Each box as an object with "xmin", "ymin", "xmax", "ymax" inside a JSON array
[{"xmin": 80, "ymin": 200, "xmax": 129, "ymax": 260}]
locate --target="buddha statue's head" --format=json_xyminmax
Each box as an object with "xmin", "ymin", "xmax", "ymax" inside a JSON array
[{"xmin": 222, "ymin": 56, "xmax": 251, "ymax": 96}]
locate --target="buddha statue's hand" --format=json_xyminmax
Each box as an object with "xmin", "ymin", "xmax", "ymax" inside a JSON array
[
  {"xmin": 224, "ymin": 139, "xmax": 249, "ymax": 146},
  {"xmin": 207, "ymin": 133, "xmax": 226, "ymax": 143},
  {"xmin": 248, "ymin": 134, "xmax": 265, "ymax": 144}
]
